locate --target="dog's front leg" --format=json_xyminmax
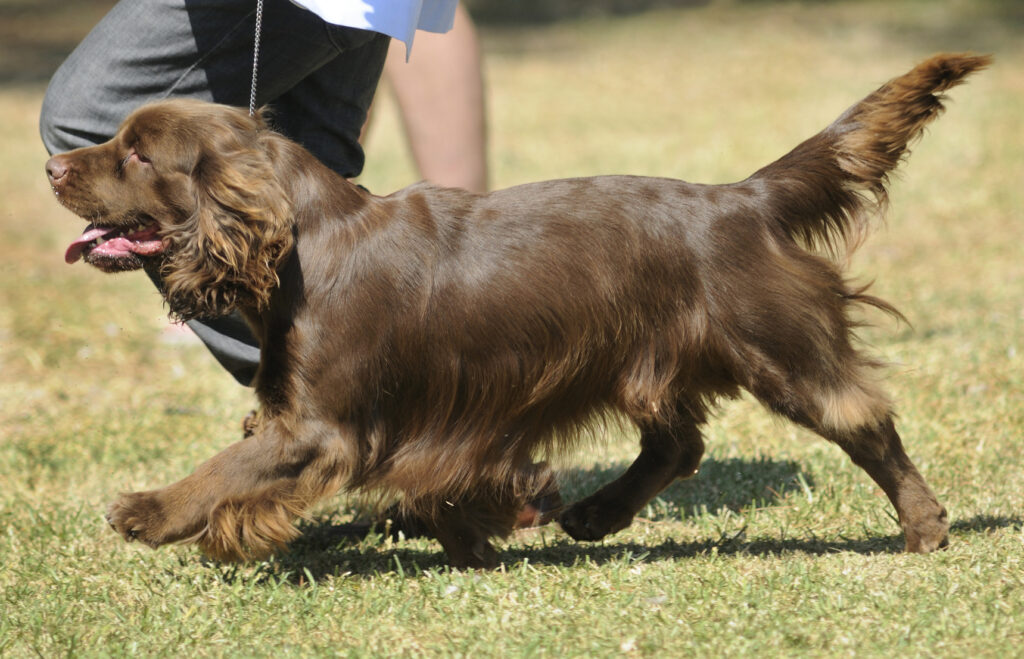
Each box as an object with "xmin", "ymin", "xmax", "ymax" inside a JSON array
[{"xmin": 105, "ymin": 417, "xmax": 350, "ymax": 560}]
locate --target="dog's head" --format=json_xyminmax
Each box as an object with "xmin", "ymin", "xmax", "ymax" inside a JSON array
[{"xmin": 47, "ymin": 99, "xmax": 294, "ymax": 320}]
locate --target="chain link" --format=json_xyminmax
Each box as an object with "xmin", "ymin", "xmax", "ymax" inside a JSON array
[{"xmin": 249, "ymin": 0, "xmax": 264, "ymax": 117}]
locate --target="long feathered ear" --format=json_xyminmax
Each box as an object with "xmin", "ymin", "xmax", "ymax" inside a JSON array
[{"xmin": 161, "ymin": 134, "xmax": 294, "ymax": 321}]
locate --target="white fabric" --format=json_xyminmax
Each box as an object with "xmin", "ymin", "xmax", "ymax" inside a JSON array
[{"xmin": 290, "ymin": 0, "xmax": 458, "ymax": 53}]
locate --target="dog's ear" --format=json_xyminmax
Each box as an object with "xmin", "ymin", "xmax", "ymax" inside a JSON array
[{"xmin": 161, "ymin": 132, "xmax": 294, "ymax": 321}]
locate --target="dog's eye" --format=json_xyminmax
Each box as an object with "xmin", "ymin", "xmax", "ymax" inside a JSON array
[{"xmin": 121, "ymin": 149, "xmax": 151, "ymax": 170}]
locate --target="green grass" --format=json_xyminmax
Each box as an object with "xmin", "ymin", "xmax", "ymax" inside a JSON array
[{"xmin": 2, "ymin": 0, "xmax": 1024, "ymax": 655}]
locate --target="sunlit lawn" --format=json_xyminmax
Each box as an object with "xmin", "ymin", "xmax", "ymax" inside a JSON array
[{"xmin": 2, "ymin": 0, "xmax": 1022, "ymax": 655}]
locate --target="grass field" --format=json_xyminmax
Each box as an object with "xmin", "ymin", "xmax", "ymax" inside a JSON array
[{"xmin": 2, "ymin": 0, "xmax": 1023, "ymax": 655}]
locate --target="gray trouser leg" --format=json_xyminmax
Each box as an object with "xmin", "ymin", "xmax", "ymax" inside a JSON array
[{"xmin": 41, "ymin": 0, "xmax": 389, "ymax": 385}]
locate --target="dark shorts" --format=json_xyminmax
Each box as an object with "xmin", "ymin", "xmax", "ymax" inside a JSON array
[{"xmin": 41, "ymin": 0, "xmax": 390, "ymax": 384}]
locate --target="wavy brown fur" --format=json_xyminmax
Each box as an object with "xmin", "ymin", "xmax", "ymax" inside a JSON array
[
  {"xmin": 47, "ymin": 55, "xmax": 987, "ymax": 567},
  {"xmin": 752, "ymin": 53, "xmax": 991, "ymax": 256},
  {"xmin": 159, "ymin": 107, "xmax": 294, "ymax": 320}
]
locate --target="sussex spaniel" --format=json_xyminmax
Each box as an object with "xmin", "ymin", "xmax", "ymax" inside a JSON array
[{"xmin": 46, "ymin": 53, "xmax": 988, "ymax": 568}]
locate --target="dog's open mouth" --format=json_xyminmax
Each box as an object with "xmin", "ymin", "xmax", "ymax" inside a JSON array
[{"xmin": 65, "ymin": 222, "xmax": 164, "ymax": 271}]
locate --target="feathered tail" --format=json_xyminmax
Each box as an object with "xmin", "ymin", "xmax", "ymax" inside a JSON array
[{"xmin": 751, "ymin": 53, "xmax": 991, "ymax": 255}]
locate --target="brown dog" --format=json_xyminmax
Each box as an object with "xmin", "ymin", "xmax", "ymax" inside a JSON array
[{"xmin": 46, "ymin": 54, "xmax": 988, "ymax": 568}]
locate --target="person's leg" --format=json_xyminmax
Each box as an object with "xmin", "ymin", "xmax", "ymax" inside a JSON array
[
  {"xmin": 41, "ymin": 0, "xmax": 388, "ymax": 385},
  {"xmin": 382, "ymin": 4, "xmax": 487, "ymax": 192}
]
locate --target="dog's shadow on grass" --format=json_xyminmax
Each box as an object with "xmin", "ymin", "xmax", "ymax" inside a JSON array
[
  {"xmin": 254, "ymin": 458, "xmax": 1022, "ymax": 583},
  {"xmin": 267, "ymin": 513, "xmax": 1023, "ymax": 584},
  {"xmin": 558, "ymin": 454, "xmax": 814, "ymax": 521}
]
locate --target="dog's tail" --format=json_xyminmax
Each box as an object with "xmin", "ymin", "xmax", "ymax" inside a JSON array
[{"xmin": 750, "ymin": 53, "xmax": 990, "ymax": 255}]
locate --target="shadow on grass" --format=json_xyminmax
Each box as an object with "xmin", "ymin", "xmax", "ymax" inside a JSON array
[
  {"xmin": 237, "ymin": 455, "xmax": 1021, "ymax": 583},
  {"xmin": 252, "ymin": 512, "xmax": 1023, "ymax": 584},
  {"xmin": 557, "ymin": 455, "xmax": 811, "ymax": 522}
]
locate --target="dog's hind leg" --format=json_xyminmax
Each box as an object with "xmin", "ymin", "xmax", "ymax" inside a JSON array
[
  {"xmin": 745, "ymin": 343, "xmax": 949, "ymax": 553},
  {"xmin": 828, "ymin": 415, "xmax": 948, "ymax": 552},
  {"xmin": 559, "ymin": 407, "xmax": 705, "ymax": 542}
]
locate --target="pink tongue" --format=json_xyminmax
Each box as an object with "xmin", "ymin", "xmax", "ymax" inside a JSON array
[
  {"xmin": 64, "ymin": 224, "xmax": 163, "ymax": 264},
  {"xmin": 65, "ymin": 225, "xmax": 118, "ymax": 264}
]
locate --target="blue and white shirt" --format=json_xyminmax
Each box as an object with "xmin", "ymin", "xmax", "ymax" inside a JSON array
[{"xmin": 291, "ymin": 0, "xmax": 458, "ymax": 54}]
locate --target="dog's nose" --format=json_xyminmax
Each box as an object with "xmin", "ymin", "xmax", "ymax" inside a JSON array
[{"xmin": 46, "ymin": 156, "xmax": 69, "ymax": 184}]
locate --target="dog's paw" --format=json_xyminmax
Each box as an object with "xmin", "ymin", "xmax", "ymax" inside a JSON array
[
  {"xmin": 445, "ymin": 539, "xmax": 500, "ymax": 570},
  {"xmin": 903, "ymin": 506, "xmax": 950, "ymax": 553},
  {"xmin": 559, "ymin": 497, "xmax": 633, "ymax": 542},
  {"xmin": 105, "ymin": 491, "xmax": 173, "ymax": 548}
]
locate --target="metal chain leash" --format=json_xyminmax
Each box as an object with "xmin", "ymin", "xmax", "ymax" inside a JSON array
[{"xmin": 249, "ymin": 0, "xmax": 264, "ymax": 116}]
